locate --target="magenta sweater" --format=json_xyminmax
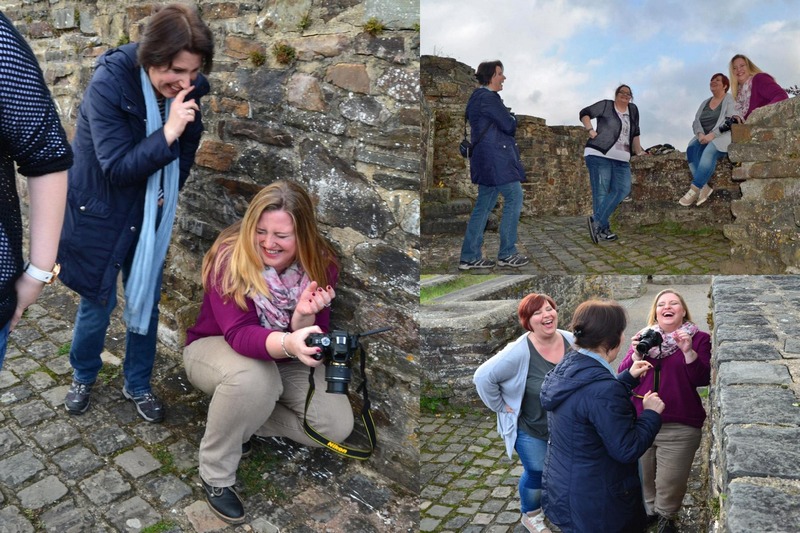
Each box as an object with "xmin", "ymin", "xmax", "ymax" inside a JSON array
[
  {"xmin": 744, "ymin": 73, "xmax": 789, "ymax": 119},
  {"xmin": 185, "ymin": 264, "xmax": 338, "ymax": 360},
  {"xmin": 617, "ymin": 330, "xmax": 711, "ymax": 428}
]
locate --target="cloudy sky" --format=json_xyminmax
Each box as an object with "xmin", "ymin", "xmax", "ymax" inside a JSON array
[{"xmin": 421, "ymin": 0, "xmax": 800, "ymax": 150}]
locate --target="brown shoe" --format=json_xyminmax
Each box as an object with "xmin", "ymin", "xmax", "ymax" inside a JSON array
[
  {"xmin": 696, "ymin": 184, "xmax": 713, "ymax": 206},
  {"xmin": 679, "ymin": 185, "xmax": 699, "ymax": 206}
]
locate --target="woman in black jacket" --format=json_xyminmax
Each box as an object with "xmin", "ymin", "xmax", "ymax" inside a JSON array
[{"xmin": 579, "ymin": 85, "xmax": 645, "ymax": 243}]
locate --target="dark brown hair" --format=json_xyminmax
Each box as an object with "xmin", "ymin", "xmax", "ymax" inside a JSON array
[
  {"xmin": 570, "ymin": 299, "xmax": 627, "ymax": 353},
  {"xmin": 476, "ymin": 60, "xmax": 504, "ymax": 86},
  {"xmin": 615, "ymin": 84, "xmax": 633, "ymax": 99},
  {"xmin": 137, "ymin": 4, "xmax": 214, "ymax": 74},
  {"xmin": 518, "ymin": 293, "xmax": 557, "ymax": 332}
]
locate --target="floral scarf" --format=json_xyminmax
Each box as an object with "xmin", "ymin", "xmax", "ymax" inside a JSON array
[
  {"xmin": 735, "ymin": 78, "xmax": 752, "ymax": 118},
  {"xmin": 251, "ymin": 263, "xmax": 309, "ymax": 330},
  {"xmin": 637, "ymin": 321, "xmax": 699, "ymax": 359}
]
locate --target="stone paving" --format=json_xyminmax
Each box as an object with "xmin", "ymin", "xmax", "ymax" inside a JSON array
[
  {"xmin": 0, "ymin": 282, "xmax": 417, "ymax": 532},
  {"xmin": 419, "ymin": 408, "xmax": 711, "ymax": 533},
  {"xmin": 421, "ymin": 216, "xmax": 731, "ymax": 275}
]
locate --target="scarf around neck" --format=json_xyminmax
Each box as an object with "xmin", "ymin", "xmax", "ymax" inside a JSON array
[
  {"xmin": 122, "ymin": 67, "xmax": 181, "ymax": 335},
  {"xmin": 637, "ymin": 321, "xmax": 699, "ymax": 359},
  {"xmin": 252, "ymin": 263, "xmax": 310, "ymax": 330}
]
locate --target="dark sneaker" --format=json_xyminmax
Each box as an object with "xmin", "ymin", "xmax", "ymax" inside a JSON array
[
  {"xmin": 657, "ymin": 515, "xmax": 677, "ymax": 533},
  {"xmin": 65, "ymin": 380, "xmax": 94, "ymax": 414},
  {"xmin": 497, "ymin": 253, "xmax": 530, "ymax": 267},
  {"xmin": 458, "ymin": 258, "xmax": 496, "ymax": 270},
  {"xmin": 122, "ymin": 388, "xmax": 164, "ymax": 423},
  {"xmin": 201, "ymin": 477, "xmax": 246, "ymax": 524},
  {"xmin": 241, "ymin": 440, "xmax": 252, "ymax": 459},
  {"xmin": 598, "ymin": 228, "xmax": 618, "ymax": 241},
  {"xmin": 587, "ymin": 216, "xmax": 598, "ymax": 244}
]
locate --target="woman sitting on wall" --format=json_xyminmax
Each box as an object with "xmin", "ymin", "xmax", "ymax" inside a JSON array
[
  {"xmin": 729, "ymin": 54, "xmax": 788, "ymax": 122},
  {"xmin": 679, "ymin": 73, "xmax": 736, "ymax": 207},
  {"xmin": 183, "ymin": 180, "xmax": 354, "ymax": 524}
]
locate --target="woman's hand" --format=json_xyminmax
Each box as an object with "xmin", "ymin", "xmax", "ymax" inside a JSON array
[
  {"xmin": 588, "ymin": 129, "xmax": 598, "ymax": 139},
  {"xmin": 163, "ymin": 86, "xmax": 199, "ymax": 145},
  {"xmin": 672, "ymin": 330, "xmax": 697, "ymax": 363},
  {"xmin": 629, "ymin": 360, "xmax": 653, "ymax": 379},
  {"xmin": 504, "ymin": 404, "xmax": 514, "ymax": 413},
  {"xmin": 282, "ymin": 326, "xmax": 326, "ymax": 368},
  {"xmin": 629, "ymin": 333, "xmax": 643, "ymax": 360},
  {"xmin": 292, "ymin": 282, "xmax": 335, "ymax": 330},
  {"xmin": 642, "ymin": 391, "xmax": 665, "ymax": 414}
]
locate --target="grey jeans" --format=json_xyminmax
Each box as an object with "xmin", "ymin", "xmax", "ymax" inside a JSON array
[
  {"xmin": 183, "ymin": 336, "xmax": 354, "ymax": 486},
  {"xmin": 640, "ymin": 422, "xmax": 702, "ymax": 517}
]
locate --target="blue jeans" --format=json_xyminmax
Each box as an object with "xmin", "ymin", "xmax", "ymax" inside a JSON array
[
  {"xmin": 69, "ymin": 247, "xmax": 163, "ymax": 396},
  {"xmin": 686, "ymin": 138, "xmax": 726, "ymax": 189},
  {"xmin": 515, "ymin": 429, "xmax": 548, "ymax": 513},
  {"xmin": 460, "ymin": 181, "xmax": 523, "ymax": 262},
  {"xmin": 0, "ymin": 320, "xmax": 10, "ymax": 370},
  {"xmin": 585, "ymin": 155, "xmax": 631, "ymax": 231}
]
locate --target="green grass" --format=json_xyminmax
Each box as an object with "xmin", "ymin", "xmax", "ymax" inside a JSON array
[
  {"xmin": 97, "ymin": 363, "xmax": 121, "ymax": 385},
  {"xmin": 57, "ymin": 343, "xmax": 71, "ymax": 356},
  {"xmin": 141, "ymin": 522, "xmax": 177, "ymax": 533},
  {"xmin": 237, "ymin": 446, "xmax": 285, "ymax": 500},
  {"xmin": 420, "ymin": 274, "xmax": 501, "ymax": 304},
  {"xmin": 637, "ymin": 221, "xmax": 717, "ymax": 237}
]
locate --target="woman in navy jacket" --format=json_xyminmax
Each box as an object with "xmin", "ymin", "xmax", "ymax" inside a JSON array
[
  {"xmin": 458, "ymin": 60, "xmax": 528, "ymax": 271},
  {"xmin": 59, "ymin": 4, "xmax": 214, "ymax": 423},
  {"xmin": 540, "ymin": 299, "xmax": 664, "ymax": 533}
]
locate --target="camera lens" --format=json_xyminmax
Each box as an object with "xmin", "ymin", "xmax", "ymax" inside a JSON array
[{"xmin": 325, "ymin": 362, "xmax": 351, "ymax": 395}]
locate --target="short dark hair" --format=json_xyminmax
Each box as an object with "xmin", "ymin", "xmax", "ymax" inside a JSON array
[
  {"xmin": 476, "ymin": 60, "xmax": 503, "ymax": 86},
  {"xmin": 570, "ymin": 299, "xmax": 627, "ymax": 353},
  {"xmin": 712, "ymin": 72, "xmax": 730, "ymax": 92},
  {"xmin": 518, "ymin": 293, "xmax": 558, "ymax": 332},
  {"xmin": 137, "ymin": 3, "xmax": 214, "ymax": 74},
  {"xmin": 615, "ymin": 84, "xmax": 633, "ymax": 99}
]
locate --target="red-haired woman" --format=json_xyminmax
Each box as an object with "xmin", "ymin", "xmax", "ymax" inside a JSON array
[{"xmin": 474, "ymin": 293, "xmax": 573, "ymax": 533}]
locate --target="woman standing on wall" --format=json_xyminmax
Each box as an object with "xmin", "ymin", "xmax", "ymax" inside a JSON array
[
  {"xmin": 474, "ymin": 293, "xmax": 572, "ymax": 533},
  {"xmin": 59, "ymin": 4, "xmax": 214, "ymax": 423},
  {"xmin": 580, "ymin": 85, "xmax": 645, "ymax": 244}
]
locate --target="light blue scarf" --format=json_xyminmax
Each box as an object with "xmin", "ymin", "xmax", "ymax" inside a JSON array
[
  {"xmin": 123, "ymin": 67, "xmax": 181, "ymax": 335},
  {"xmin": 576, "ymin": 347, "xmax": 616, "ymax": 376}
]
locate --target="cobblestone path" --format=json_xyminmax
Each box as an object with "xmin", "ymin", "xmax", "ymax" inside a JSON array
[{"xmin": 0, "ymin": 283, "xmax": 417, "ymax": 532}]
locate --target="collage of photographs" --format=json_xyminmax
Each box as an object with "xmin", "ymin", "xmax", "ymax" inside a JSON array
[{"xmin": 0, "ymin": 0, "xmax": 798, "ymax": 532}]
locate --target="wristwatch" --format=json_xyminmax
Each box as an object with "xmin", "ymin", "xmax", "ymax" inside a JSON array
[{"xmin": 23, "ymin": 261, "xmax": 61, "ymax": 284}]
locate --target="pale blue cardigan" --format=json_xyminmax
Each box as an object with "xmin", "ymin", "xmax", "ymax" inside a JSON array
[{"xmin": 473, "ymin": 330, "xmax": 574, "ymax": 459}]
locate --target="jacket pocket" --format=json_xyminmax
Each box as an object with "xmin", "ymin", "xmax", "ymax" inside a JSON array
[{"xmin": 69, "ymin": 189, "xmax": 111, "ymax": 219}]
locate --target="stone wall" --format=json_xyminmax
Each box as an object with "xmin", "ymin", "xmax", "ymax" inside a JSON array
[
  {"xmin": 421, "ymin": 54, "xmax": 738, "ymax": 228},
  {"xmin": 10, "ymin": 0, "xmax": 419, "ymax": 491},
  {"xmin": 724, "ymin": 98, "xmax": 800, "ymax": 273},
  {"xmin": 709, "ymin": 276, "xmax": 800, "ymax": 532}
]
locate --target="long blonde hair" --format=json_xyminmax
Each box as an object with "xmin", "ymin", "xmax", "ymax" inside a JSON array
[
  {"xmin": 729, "ymin": 54, "xmax": 765, "ymax": 99},
  {"xmin": 201, "ymin": 180, "xmax": 338, "ymax": 309},
  {"xmin": 646, "ymin": 289, "xmax": 693, "ymax": 327}
]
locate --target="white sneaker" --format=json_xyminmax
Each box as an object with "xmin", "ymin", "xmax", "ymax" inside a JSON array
[
  {"xmin": 521, "ymin": 511, "xmax": 552, "ymax": 533},
  {"xmin": 679, "ymin": 185, "xmax": 699, "ymax": 207},
  {"xmin": 696, "ymin": 184, "xmax": 714, "ymax": 206}
]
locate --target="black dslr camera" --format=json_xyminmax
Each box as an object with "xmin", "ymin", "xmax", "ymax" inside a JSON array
[
  {"xmin": 719, "ymin": 115, "xmax": 741, "ymax": 133},
  {"xmin": 636, "ymin": 329, "xmax": 663, "ymax": 355},
  {"xmin": 305, "ymin": 327, "xmax": 391, "ymax": 394}
]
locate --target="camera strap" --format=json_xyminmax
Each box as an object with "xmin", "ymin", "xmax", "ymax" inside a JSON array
[{"xmin": 302, "ymin": 343, "xmax": 376, "ymax": 460}]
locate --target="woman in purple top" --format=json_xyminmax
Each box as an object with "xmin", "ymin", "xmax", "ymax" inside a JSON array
[
  {"xmin": 617, "ymin": 289, "xmax": 712, "ymax": 533},
  {"xmin": 183, "ymin": 180, "xmax": 353, "ymax": 524},
  {"xmin": 729, "ymin": 54, "xmax": 788, "ymax": 122}
]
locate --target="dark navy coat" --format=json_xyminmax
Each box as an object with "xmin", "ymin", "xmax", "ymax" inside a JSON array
[
  {"xmin": 465, "ymin": 87, "xmax": 526, "ymax": 186},
  {"xmin": 540, "ymin": 350, "xmax": 661, "ymax": 533},
  {"xmin": 57, "ymin": 43, "xmax": 209, "ymax": 305}
]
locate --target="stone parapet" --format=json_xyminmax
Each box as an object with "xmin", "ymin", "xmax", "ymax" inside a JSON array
[
  {"xmin": 710, "ymin": 276, "xmax": 800, "ymax": 532},
  {"xmin": 724, "ymin": 98, "xmax": 800, "ymax": 273}
]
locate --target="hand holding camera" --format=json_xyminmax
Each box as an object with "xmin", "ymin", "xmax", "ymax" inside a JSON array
[
  {"xmin": 719, "ymin": 115, "xmax": 742, "ymax": 133},
  {"xmin": 635, "ymin": 329, "xmax": 663, "ymax": 356}
]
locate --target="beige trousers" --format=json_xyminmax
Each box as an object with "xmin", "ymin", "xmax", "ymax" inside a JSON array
[
  {"xmin": 641, "ymin": 422, "xmax": 702, "ymax": 517},
  {"xmin": 183, "ymin": 336, "xmax": 354, "ymax": 486}
]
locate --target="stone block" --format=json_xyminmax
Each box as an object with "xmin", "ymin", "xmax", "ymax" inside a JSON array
[
  {"xmin": 717, "ymin": 361, "xmax": 791, "ymax": 385},
  {"xmin": 18, "ymin": 475, "xmax": 68, "ymax": 510},
  {"xmin": 723, "ymin": 426, "xmax": 800, "ymax": 481},
  {"xmin": 718, "ymin": 386, "xmax": 800, "ymax": 426},
  {"xmin": 325, "ymin": 63, "xmax": 370, "ymax": 94},
  {"xmin": 725, "ymin": 481, "xmax": 800, "ymax": 533}
]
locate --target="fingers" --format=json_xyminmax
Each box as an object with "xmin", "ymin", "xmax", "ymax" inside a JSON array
[{"xmin": 174, "ymin": 85, "xmax": 196, "ymax": 104}]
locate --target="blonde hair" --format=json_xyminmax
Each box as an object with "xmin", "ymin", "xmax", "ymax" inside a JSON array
[
  {"xmin": 201, "ymin": 180, "xmax": 338, "ymax": 309},
  {"xmin": 646, "ymin": 289, "xmax": 692, "ymax": 327},
  {"xmin": 729, "ymin": 54, "xmax": 765, "ymax": 99}
]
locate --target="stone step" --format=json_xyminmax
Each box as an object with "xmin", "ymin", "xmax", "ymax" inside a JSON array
[
  {"xmin": 421, "ymin": 197, "xmax": 473, "ymax": 217},
  {"xmin": 421, "ymin": 213, "xmax": 498, "ymax": 236},
  {"xmin": 422, "ymin": 188, "xmax": 452, "ymax": 203}
]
